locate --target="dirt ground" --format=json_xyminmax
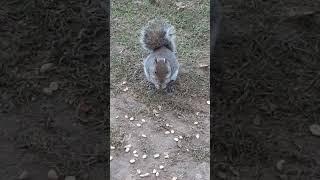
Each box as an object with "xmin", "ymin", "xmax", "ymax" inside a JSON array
[
  {"xmin": 1, "ymin": 0, "xmax": 108, "ymax": 179},
  {"xmin": 110, "ymin": 0, "xmax": 210, "ymax": 180},
  {"xmin": 213, "ymin": 0, "xmax": 320, "ymax": 179}
]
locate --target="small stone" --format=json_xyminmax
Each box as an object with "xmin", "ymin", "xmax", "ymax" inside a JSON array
[
  {"xmin": 206, "ymin": 101, "xmax": 210, "ymax": 105},
  {"xmin": 186, "ymin": 149, "xmax": 190, "ymax": 152},
  {"xmin": 123, "ymin": 87, "xmax": 129, "ymax": 92},
  {"xmin": 196, "ymin": 112, "xmax": 200, "ymax": 116},
  {"xmin": 170, "ymin": 130, "xmax": 175, "ymax": 134},
  {"xmin": 156, "ymin": 172, "xmax": 159, "ymax": 176},
  {"xmin": 166, "ymin": 123, "xmax": 170, "ymax": 127},
  {"xmin": 133, "ymin": 150, "xmax": 137, "ymax": 154},
  {"xmin": 309, "ymin": 124, "xmax": 320, "ymax": 136},
  {"xmin": 141, "ymin": 134, "xmax": 147, "ymax": 138},
  {"xmin": 110, "ymin": 146, "xmax": 115, "ymax": 150},
  {"xmin": 196, "ymin": 134, "xmax": 200, "ymax": 139},
  {"xmin": 174, "ymin": 137, "xmax": 179, "ymax": 142},
  {"xmin": 140, "ymin": 173, "xmax": 150, "ymax": 177},
  {"xmin": 276, "ymin": 159, "xmax": 285, "ymax": 171},
  {"xmin": 110, "ymin": 156, "xmax": 113, "ymax": 161},
  {"xmin": 172, "ymin": 177, "xmax": 178, "ymax": 180},
  {"xmin": 124, "ymin": 144, "xmax": 132, "ymax": 148},
  {"xmin": 154, "ymin": 154, "xmax": 160, "ymax": 158},
  {"xmin": 194, "ymin": 122, "xmax": 199, "ymax": 125},
  {"xmin": 137, "ymin": 169, "xmax": 141, "ymax": 174},
  {"xmin": 158, "ymin": 105, "xmax": 162, "ymax": 111},
  {"xmin": 49, "ymin": 82, "xmax": 59, "ymax": 91},
  {"xmin": 141, "ymin": 119, "xmax": 146, "ymax": 122},
  {"xmin": 129, "ymin": 117, "xmax": 134, "ymax": 121},
  {"xmin": 65, "ymin": 176, "xmax": 76, "ymax": 180},
  {"xmin": 164, "ymin": 152, "xmax": 169, "ymax": 159},
  {"xmin": 125, "ymin": 115, "xmax": 128, "ymax": 118},
  {"xmin": 159, "ymin": 165, "xmax": 164, "ymax": 169},
  {"xmin": 40, "ymin": 63, "xmax": 54, "ymax": 73},
  {"xmin": 48, "ymin": 169, "xmax": 59, "ymax": 180},
  {"xmin": 136, "ymin": 123, "xmax": 141, "ymax": 127},
  {"xmin": 179, "ymin": 135, "xmax": 183, "ymax": 139},
  {"xmin": 18, "ymin": 170, "xmax": 29, "ymax": 180},
  {"xmin": 142, "ymin": 154, "xmax": 147, "ymax": 159},
  {"xmin": 115, "ymin": 116, "xmax": 119, "ymax": 119},
  {"xmin": 129, "ymin": 159, "xmax": 135, "ymax": 163},
  {"xmin": 122, "ymin": 81, "xmax": 127, "ymax": 85},
  {"xmin": 152, "ymin": 169, "xmax": 157, "ymax": 174},
  {"xmin": 125, "ymin": 148, "xmax": 130, "ymax": 152},
  {"xmin": 165, "ymin": 131, "xmax": 170, "ymax": 134}
]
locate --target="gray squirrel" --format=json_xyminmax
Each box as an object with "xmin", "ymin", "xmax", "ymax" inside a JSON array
[{"xmin": 140, "ymin": 18, "xmax": 179, "ymax": 93}]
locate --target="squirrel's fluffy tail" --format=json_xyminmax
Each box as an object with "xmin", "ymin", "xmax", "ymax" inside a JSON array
[{"xmin": 140, "ymin": 18, "xmax": 176, "ymax": 52}]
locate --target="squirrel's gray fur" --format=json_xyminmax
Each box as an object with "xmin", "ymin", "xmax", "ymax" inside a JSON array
[{"xmin": 140, "ymin": 18, "xmax": 179, "ymax": 90}]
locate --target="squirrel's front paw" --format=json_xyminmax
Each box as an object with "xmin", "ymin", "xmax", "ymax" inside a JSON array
[
  {"xmin": 147, "ymin": 82, "xmax": 156, "ymax": 92},
  {"xmin": 165, "ymin": 81, "xmax": 175, "ymax": 95}
]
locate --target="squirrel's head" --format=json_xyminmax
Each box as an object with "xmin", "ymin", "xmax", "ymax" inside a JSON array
[{"xmin": 152, "ymin": 57, "xmax": 171, "ymax": 89}]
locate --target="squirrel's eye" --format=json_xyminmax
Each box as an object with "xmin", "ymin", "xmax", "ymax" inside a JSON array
[{"xmin": 155, "ymin": 71, "xmax": 157, "ymax": 74}]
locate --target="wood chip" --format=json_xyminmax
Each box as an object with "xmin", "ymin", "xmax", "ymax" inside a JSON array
[
  {"xmin": 140, "ymin": 173, "xmax": 150, "ymax": 177},
  {"xmin": 137, "ymin": 169, "xmax": 141, "ymax": 174},
  {"xmin": 154, "ymin": 154, "xmax": 160, "ymax": 158},
  {"xmin": 129, "ymin": 117, "xmax": 134, "ymax": 121},
  {"xmin": 206, "ymin": 101, "xmax": 210, "ymax": 105},
  {"xmin": 110, "ymin": 156, "xmax": 113, "ymax": 161},
  {"xmin": 174, "ymin": 137, "xmax": 179, "ymax": 142},
  {"xmin": 152, "ymin": 169, "xmax": 157, "ymax": 174},
  {"xmin": 110, "ymin": 146, "xmax": 115, "ymax": 150},
  {"xmin": 159, "ymin": 165, "xmax": 164, "ymax": 169},
  {"xmin": 129, "ymin": 159, "xmax": 135, "ymax": 163},
  {"xmin": 141, "ymin": 134, "xmax": 147, "ymax": 137},
  {"xmin": 165, "ymin": 131, "xmax": 170, "ymax": 134},
  {"xmin": 156, "ymin": 172, "xmax": 159, "ymax": 176},
  {"xmin": 142, "ymin": 154, "xmax": 147, "ymax": 159},
  {"xmin": 170, "ymin": 130, "xmax": 175, "ymax": 134},
  {"xmin": 196, "ymin": 134, "xmax": 200, "ymax": 139},
  {"xmin": 194, "ymin": 122, "xmax": 199, "ymax": 125}
]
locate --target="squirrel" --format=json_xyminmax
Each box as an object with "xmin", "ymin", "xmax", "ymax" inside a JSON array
[{"xmin": 140, "ymin": 18, "xmax": 180, "ymax": 93}]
